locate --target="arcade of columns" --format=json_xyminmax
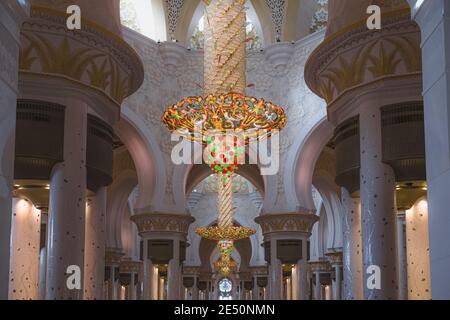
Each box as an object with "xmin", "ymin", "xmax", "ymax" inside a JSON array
[{"xmin": 2, "ymin": 0, "xmax": 450, "ymax": 300}]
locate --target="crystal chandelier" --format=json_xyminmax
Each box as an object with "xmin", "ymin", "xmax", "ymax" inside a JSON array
[{"xmin": 162, "ymin": 0, "xmax": 287, "ymax": 277}]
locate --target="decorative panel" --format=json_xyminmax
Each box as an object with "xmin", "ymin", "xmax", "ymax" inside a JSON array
[
  {"xmin": 15, "ymin": 100, "xmax": 65, "ymax": 180},
  {"xmin": 334, "ymin": 115, "xmax": 360, "ymax": 194}
]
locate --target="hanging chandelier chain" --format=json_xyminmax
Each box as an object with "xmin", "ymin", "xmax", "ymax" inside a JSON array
[
  {"xmin": 218, "ymin": 175, "xmax": 234, "ymax": 228},
  {"xmin": 204, "ymin": 0, "xmax": 246, "ymax": 95}
]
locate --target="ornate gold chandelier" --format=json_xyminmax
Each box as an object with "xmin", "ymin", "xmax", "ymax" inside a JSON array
[
  {"xmin": 162, "ymin": 94, "xmax": 287, "ymax": 144},
  {"xmin": 162, "ymin": 0, "xmax": 287, "ymax": 277}
]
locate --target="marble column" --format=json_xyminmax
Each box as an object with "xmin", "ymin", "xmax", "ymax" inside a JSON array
[
  {"xmin": 38, "ymin": 215, "xmax": 47, "ymax": 300},
  {"xmin": 149, "ymin": 262, "xmax": 159, "ymax": 300},
  {"xmin": 252, "ymin": 276, "xmax": 258, "ymax": 300},
  {"xmin": 119, "ymin": 259, "xmax": 142, "ymax": 301},
  {"xmin": 9, "ymin": 198, "xmax": 41, "ymax": 299},
  {"xmin": 84, "ymin": 187, "xmax": 107, "ymax": 300},
  {"xmin": 360, "ymin": 105, "xmax": 399, "ymax": 300},
  {"xmin": 129, "ymin": 273, "xmax": 137, "ymax": 300},
  {"xmin": 192, "ymin": 276, "xmax": 199, "ymax": 300},
  {"xmin": 141, "ymin": 239, "xmax": 150, "ymax": 300},
  {"xmin": 291, "ymin": 263, "xmax": 299, "ymax": 300},
  {"xmin": 314, "ymin": 271, "xmax": 321, "ymax": 300},
  {"xmin": 256, "ymin": 213, "xmax": 318, "ymax": 300},
  {"xmin": 326, "ymin": 252, "xmax": 343, "ymax": 300},
  {"xmin": 46, "ymin": 102, "xmax": 88, "ymax": 300},
  {"xmin": 405, "ymin": 197, "xmax": 431, "ymax": 299},
  {"xmin": 206, "ymin": 281, "xmax": 211, "ymax": 300},
  {"xmin": 141, "ymin": 239, "xmax": 159, "ymax": 300},
  {"xmin": 336, "ymin": 266, "xmax": 342, "ymax": 300},
  {"xmin": 131, "ymin": 213, "xmax": 194, "ymax": 300},
  {"xmin": 410, "ymin": 0, "xmax": 450, "ymax": 299},
  {"xmin": 291, "ymin": 258, "xmax": 308, "ymax": 300},
  {"xmin": 310, "ymin": 261, "xmax": 331, "ymax": 300},
  {"xmin": 167, "ymin": 239, "xmax": 181, "ymax": 300},
  {"xmin": 107, "ymin": 266, "xmax": 118, "ymax": 300},
  {"xmin": 159, "ymin": 277, "xmax": 165, "ymax": 300},
  {"xmin": 237, "ymin": 281, "xmax": 242, "ymax": 300},
  {"xmin": 119, "ymin": 284, "xmax": 126, "ymax": 300},
  {"xmin": 397, "ymin": 211, "xmax": 408, "ymax": 300},
  {"xmin": 39, "ymin": 247, "xmax": 47, "ymax": 300},
  {"xmin": 0, "ymin": 0, "xmax": 28, "ymax": 300},
  {"xmin": 286, "ymin": 277, "xmax": 292, "ymax": 300},
  {"xmin": 300, "ymin": 239, "xmax": 309, "ymax": 300},
  {"xmin": 324, "ymin": 284, "xmax": 331, "ymax": 300},
  {"xmin": 105, "ymin": 248, "xmax": 123, "ymax": 300},
  {"xmin": 342, "ymin": 188, "xmax": 363, "ymax": 300},
  {"xmin": 269, "ymin": 239, "xmax": 283, "ymax": 300},
  {"xmin": 332, "ymin": 265, "xmax": 342, "ymax": 300}
]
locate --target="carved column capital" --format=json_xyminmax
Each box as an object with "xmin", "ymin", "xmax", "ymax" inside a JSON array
[
  {"xmin": 255, "ymin": 212, "xmax": 319, "ymax": 238},
  {"xmin": 131, "ymin": 212, "xmax": 195, "ymax": 236},
  {"xmin": 249, "ymin": 266, "xmax": 268, "ymax": 276},
  {"xmin": 183, "ymin": 266, "xmax": 201, "ymax": 276},
  {"xmin": 325, "ymin": 249, "xmax": 343, "ymax": 266},
  {"xmin": 308, "ymin": 260, "xmax": 332, "ymax": 273},
  {"xmin": 105, "ymin": 247, "xmax": 125, "ymax": 266},
  {"xmin": 119, "ymin": 259, "xmax": 143, "ymax": 274}
]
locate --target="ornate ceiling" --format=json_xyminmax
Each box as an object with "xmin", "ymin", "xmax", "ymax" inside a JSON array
[{"xmin": 120, "ymin": 0, "xmax": 329, "ymax": 45}]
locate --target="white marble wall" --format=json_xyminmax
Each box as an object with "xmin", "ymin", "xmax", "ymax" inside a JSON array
[
  {"xmin": 247, "ymin": 33, "xmax": 327, "ymax": 213},
  {"xmin": 405, "ymin": 197, "xmax": 431, "ymax": 300},
  {"xmin": 123, "ymin": 29, "xmax": 203, "ymax": 214},
  {"xmin": 9, "ymin": 198, "xmax": 41, "ymax": 299}
]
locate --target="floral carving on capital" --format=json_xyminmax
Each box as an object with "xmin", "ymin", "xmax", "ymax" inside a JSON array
[
  {"xmin": 119, "ymin": 260, "xmax": 143, "ymax": 274},
  {"xmin": 105, "ymin": 247, "xmax": 125, "ymax": 266},
  {"xmin": 131, "ymin": 212, "xmax": 195, "ymax": 235},
  {"xmin": 306, "ymin": 10, "xmax": 422, "ymax": 105},
  {"xmin": 19, "ymin": 6, "xmax": 143, "ymax": 104},
  {"xmin": 255, "ymin": 212, "xmax": 319, "ymax": 236},
  {"xmin": 308, "ymin": 260, "xmax": 332, "ymax": 273}
]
